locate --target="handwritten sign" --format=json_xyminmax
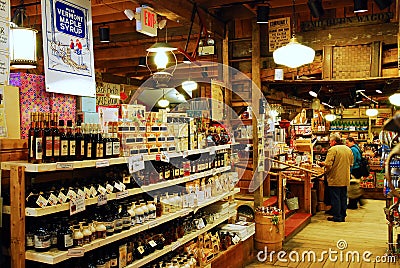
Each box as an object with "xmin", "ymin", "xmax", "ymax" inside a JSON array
[
  {"xmin": 268, "ymin": 17, "xmax": 291, "ymax": 52},
  {"xmin": 129, "ymin": 155, "xmax": 145, "ymax": 173},
  {"xmin": 56, "ymin": 162, "xmax": 74, "ymax": 170},
  {"xmin": 96, "ymin": 159, "xmax": 110, "ymax": 168},
  {"xmin": 68, "ymin": 247, "xmax": 85, "ymax": 257}
]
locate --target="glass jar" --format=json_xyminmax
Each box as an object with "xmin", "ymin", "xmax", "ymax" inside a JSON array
[
  {"xmin": 71, "ymin": 224, "xmax": 84, "ymax": 247},
  {"xmin": 135, "ymin": 202, "xmax": 144, "ymax": 224},
  {"xmin": 161, "ymin": 195, "xmax": 170, "ymax": 214},
  {"xmin": 147, "ymin": 201, "xmax": 157, "ymax": 220},
  {"xmin": 94, "ymin": 221, "xmax": 107, "ymax": 239},
  {"xmin": 141, "ymin": 202, "xmax": 149, "ymax": 222},
  {"xmin": 34, "ymin": 223, "xmax": 51, "ymax": 252},
  {"xmin": 128, "ymin": 203, "xmax": 136, "ymax": 226},
  {"xmin": 81, "ymin": 223, "xmax": 92, "ymax": 245},
  {"xmin": 89, "ymin": 222, "xmax": 96, "ymax": 242}
]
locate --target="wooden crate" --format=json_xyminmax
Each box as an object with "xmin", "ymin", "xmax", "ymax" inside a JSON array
[{"xmin": 382, "ymin": 48, "xmax": 397, "ymax": 65}]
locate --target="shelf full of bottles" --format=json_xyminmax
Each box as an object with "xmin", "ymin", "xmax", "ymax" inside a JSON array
[{"xmin": 329, "ymin": 119, "xmax": 369, "ymax": 132}]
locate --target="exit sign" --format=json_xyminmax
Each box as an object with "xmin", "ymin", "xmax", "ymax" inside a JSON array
[{"xmin": 136, "ymin": 7, "xmax": 157, "ymax": 37}]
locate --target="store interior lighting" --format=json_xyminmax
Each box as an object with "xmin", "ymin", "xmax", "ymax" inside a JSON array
[
  {"xmin": 99, "ymin": 26, "xmax": 110, "ymax": 43},
  {"xmin": 307, "ymin": 0, "xmax": 325, "ymax": 18},
  {"xmin": 256, "ymin": 5, "xmax": 270, "ymax": 24},
  {"xmin": 158, "ymin": 89, "xmax": 170, "ymax": 107},
  {"xmin": 10, "ymin": 1, "xmax": 37, "ymax": 69},
  {"xmin": 354, "ymin": 0, "xmax": 368, "ymax": 13},
  {"xmin": 273, "ymin": 0, "xmax": 315, "ymax": 68},
  {"xmin": 389, "ymin": 93, "xmax": 400, "ymax": 106},
  {"xmin": 325, "ymin": 113, "xmax": 337, "ymax": 122}
]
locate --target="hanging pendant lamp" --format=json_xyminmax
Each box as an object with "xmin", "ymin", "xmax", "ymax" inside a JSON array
[{"xmin": 273, "ymin": 0, "xmax": 315, "ymax": 68}]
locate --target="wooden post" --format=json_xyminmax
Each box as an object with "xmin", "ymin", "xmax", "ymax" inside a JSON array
[
  {"xmin": 10, "ymin": 165, "xmax": 25, "ymax": 268},
  {"xmin": 223, "ymin": 26, "xmax": 232, "ymax": 122},
  {"xmin": 252, "ymin": 19, "xmax": 263, "ymax": 208}
]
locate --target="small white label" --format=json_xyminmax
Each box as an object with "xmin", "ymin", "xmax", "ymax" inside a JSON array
[
  {"xmin": 171, "ymin": 241, "xmax": 181, "ymax": 251},
  {"xmin": 149, "ymin": 240, "xmax": 157, "ymax": 247},
  {"xmin": 84, "ymin": 187, "xmax": 91, "ymax": 199},
  {"xmin": 161, "ymin": 151, "xmax": 170, "ymax": 163},
  {"xmin": 67, "ymin": 189, "xmax": 77, "ymax": 200},
  {"xmin": 148, "ymin": 220, "xmax": 159, "ymax": 229},
  {"xmin": 119, "ymin": 182, "xmax": 126, "ymax": 191},
  {"xmin": 97, "ymin": 194, "xmax": 107, "ymax": 206},
  {"xmin": 209, "ymin": 147, "xmax": 216, "ymax": 155},
  {"xmin": 114, "ymin": 182, "xmax": 123, "ymax": 192},
  {"xmin": 106, "ymin": 184, "xmax": 114, "ymax": 194},
  {"xmin": 116, "ymin": 190, "xmax": 129, "ymax": 200},
  {"xmin": 137, "ymin": 246, "xmax": 145, "ymax": 254},
  {"xmin": 98, "ymin": 185, "xmax": 107, "ymax": 195},
  {"xmin": 56, "ymin": 163, "xmax": 74, "ymax": 170},
  {"xmin": 90, "ymin": 186, "xmax": 97, "ymax": 197},
  {"xmin": 128, "ymin": 155, "xmax": 145, "ymax": 173},
  {"xmin": 67, "ymin": 247, "xmax": 85, "ymax": 257},
  {"xmin": 232, "ymin": 234, "xmax": 241, "ymax": 244},
  {"xmin": 77, "ymin": 189, "xmax": 85, "ymax": 198},
  {"xmin": 96, "ymin": 159, "xmax": 110, "ymax": 168},
  {"xmin": 70, "ymin": 195, "xmax": 86, "ymax": 216},
  {"xmin": 36, "ymin": 195, "xmax": 48, "ymax": 208},
  {"xmin": 58, "ymin": 191, "xmax": 68, "ymax": 204},
  {"xmin": 48, "ymin": 193, "xmax": 58, "ymax": 206}
]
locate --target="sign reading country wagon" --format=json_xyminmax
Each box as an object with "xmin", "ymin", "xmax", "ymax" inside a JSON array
[{"xmin": 55, "ymin": 1, "xmax": 86, "ymax": 38}]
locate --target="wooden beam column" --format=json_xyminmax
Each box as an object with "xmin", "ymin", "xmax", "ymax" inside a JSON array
[
  {"xmin": 10, "ymin": 165, "xmax": 25, "ymax": 268},
  {"xmin": 223, "ymin": 26, "xmax": 232, "ymax": 121},
  {"xmin": 252, "ymin": 19, "xmax": 263, "ymax": 208}
]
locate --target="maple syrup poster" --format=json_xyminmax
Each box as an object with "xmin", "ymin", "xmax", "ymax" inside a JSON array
[{"xmin": 41, "ymin": 0, "xmax": 95, "ymax": 97}]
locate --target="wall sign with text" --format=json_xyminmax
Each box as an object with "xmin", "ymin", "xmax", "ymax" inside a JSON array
[{"xmin": 268, "ymin": 17, "xmax": 291, "ymax": 53}]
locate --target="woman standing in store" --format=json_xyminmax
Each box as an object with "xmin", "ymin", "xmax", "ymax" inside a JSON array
[{"xmin": 346, "ymin": 137, "xmax": 365, "ymax": 209}]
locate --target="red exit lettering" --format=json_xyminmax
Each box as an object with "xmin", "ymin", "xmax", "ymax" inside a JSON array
[{"xmin": 144, "ymin": 10, "xmax": 155, "ymax": 28}]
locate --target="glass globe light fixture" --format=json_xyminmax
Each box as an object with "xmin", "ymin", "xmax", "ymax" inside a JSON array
[
  {"xmin": 325, "ymin": 113, "xmax": 337, "ymax": 122},
  {"xmin": 389, "ymin": 93, "xmax": 400, "ymax": 106}
]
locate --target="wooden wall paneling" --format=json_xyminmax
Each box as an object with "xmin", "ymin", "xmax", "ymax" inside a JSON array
[
  {"xmin": 322, "ymin": 46, "xmax": 334, "ymax": 80},
  {"xmin": 370, "ymin": 41, "xmax": 382, "ymax": 77}
]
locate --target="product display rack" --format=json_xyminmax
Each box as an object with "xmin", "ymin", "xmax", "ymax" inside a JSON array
[{"xmin": 2, "ymin": 144, "xmax": 238, "ymax": 268}]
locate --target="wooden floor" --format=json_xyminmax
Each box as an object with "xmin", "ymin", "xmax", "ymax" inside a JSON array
[{"xmin": 246, "ymin": 199, "xmax": 399, "ymax": 267}]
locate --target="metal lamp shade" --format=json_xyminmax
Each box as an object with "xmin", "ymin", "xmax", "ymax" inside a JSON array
[
  {"xmin": 10, "ymin": 27, "xmax": 37, "ymax": 69},
  {"xmin": 99, "ymin": 26, "xmax": 110, "ymax": 43}
]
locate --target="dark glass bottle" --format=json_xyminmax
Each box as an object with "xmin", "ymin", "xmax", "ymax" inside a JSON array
[
  {"xmin": 75, "ymin": 122, "xmax": 85, "ymax": 161},
  {"xmin": 113, "ymin": 203, "xmax": 123, "ymax": 233},
  {"xmin": 67, "ymin": 120, "xmax": 76, "ymax": 161},
  {"xmin": 103, "ymin": 249, "xmax": 111, "ymax": 268},
  {"xmin": 83, "ymin": 123, "xmax": 92, "ymax": 160},
  {"xmin": 59, "ymin": 120, "xmax": 69, "ymax": 162},
  {"xmin": 33, "ymin": 112, "xmax": 44, "ymax": 164},
  {"xmin": 96, "ymin": 126, "xmax": 104, "ymax": 159},
  {"xmin": 28, "ymin": 112, "xmax": 36, "ymax": 163},
  {"xmin": 96, "ymin": 251, "xmax": 106, "ymax": 268},
  {"xmin": 103, "ymin": 133, "xmax": 113, "ymax": 159},
  {"xmin": 120, "ymin": 202, "xmax": 131, "ymax": 230},
  {"xmin": 34, "ymin": 220, "xmax": 51, "ymax": 252},
  {"xmin": 52, "ymin": 113, "xmax": 61, "ymax": 162},
  {"xmin": 112, "ymin": 133, "xmax": 120, "ymax": 158},
  {"xmin": 110, "ymin": 247, "xmax": 118, "ymax": 268},
  {"xmin": 26, "ymin": 219, "xmax": 35, "ymax": 250},
  {"xmin": 57, "ymin": 218, "xmax": 73, "ymax": 251},
  {"xmin": 91, "ymin": 124, "xmax": 98, "ymax": 159},
  {"xmin": 43, "ymin": 112, "xmax": 53, "ymax": 163}
]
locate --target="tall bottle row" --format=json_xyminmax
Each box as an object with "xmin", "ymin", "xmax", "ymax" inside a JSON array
[
  {"xmin": 28, "ymin": 112, "xmax": 120, "ymax": 164},
  {"xmin": 329, "ymin": 119, "xmax": 368, "ymax": 131}
]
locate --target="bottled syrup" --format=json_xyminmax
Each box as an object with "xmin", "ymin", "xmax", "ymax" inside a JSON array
[
  {"xmin": 33, "ymin": 112, "xmax": 44, "ymax": 164},
  {"xmin": 75, "ymin": 122, "xmax": 85, "ymax": 161},
  {"xmin": 43, "ymin": 112, "xmax": 53, "ymax": 163},
  {"xmin": 28, "ymin": 112, "xmax": 36, "ymax": 163},
  {"xmin": 112, "ymin": 133, "xmax": 120, "ymax": 158},
  {"xmin": 52, "ymin": 113, "xmax": 61, "ymax": 162},
  {"xmin": 67, "ymin": 120, "xmax": 76, "ymax": 161},
  {"xmin": 83, "ymin": 123, "xmax": 93, "ymax": 160},
  {"xmin": 59, "ymin": 120, "xmax": 69, "ymax": 162}
]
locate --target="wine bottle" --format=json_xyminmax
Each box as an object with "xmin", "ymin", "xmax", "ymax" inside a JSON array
[
  {"xmin": 28, "ymin": 112, "xmax": 36, "ymax": 163},
  {"xmin": 43, "ymin": 113, "xmax": 53, "ymax": 163},
  {"xmin": 52, "ymin": 113, "xmax": 61, "ymax": 162},
  {"xmin": 67, "ymin": 120, "xmax": 76, "ymax": 161},
  {"xmin": 33, "ymin": 112, "xmax": 44, "ymax": 164},
  {"xmin": 59, "ymin": 120, "xmax": 69, "ymax": 162},
  {"xmin": 75, "ymin": 122, "xmax": 84, "ymax": 161}
]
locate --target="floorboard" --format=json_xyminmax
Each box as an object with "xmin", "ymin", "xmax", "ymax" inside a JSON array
[{"xmin": 246, "ymin": 199, "xmax": 398, "ymax": 268}]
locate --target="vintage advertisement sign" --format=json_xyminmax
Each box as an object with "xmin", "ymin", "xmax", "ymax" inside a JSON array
[
  {"xmin": 0, "ymin": 0, "xmax": 10, "ymax": 20},
  {"xmin": 0, "ymin": 52, "xmax": 9, "ymax": 85},
  {"xmin": 41, "ymin": 0, "xmax": 95, "ymax": 97},
  {"xmin": 268, "ymin": 17, "xmax": 291, "ymax": 52},
  {"xmin": 96, "ymin": 82, "xmax": 121, "ymax": 106}
]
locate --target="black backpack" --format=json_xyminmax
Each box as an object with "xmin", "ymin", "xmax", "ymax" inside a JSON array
[{"xmin": 356, "ymin": 146, "xmax": 370, "ymax": 177}]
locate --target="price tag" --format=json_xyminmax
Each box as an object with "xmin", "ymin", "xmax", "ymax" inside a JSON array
[
  {"xmin": 96, "ymin": 159, "xmax": 110, "ymax": 168},
  {"xmin": 97, "ymin": 194, "xmax": 107, "ymax": 206},
  {"xmin": 148, "ymin": 220, "xmax": 159, "ymax": 229},
  {"xmin": 182, "ymin": 151, "xmax": 188, "ymax": 158},
  {"xmin": 68, "ymin": 247, "xmax": 85, "ymax": 257},
  {"xmin": 70, "ymin": 195, "xmax": 86, "ymax": 216},
  {"xmin": 161, "ymin": 151, "xmax": 170, "ymax": 163},
  {"xmin": 128, "ymin": 155, "xmax": 145, "ymax": 173},
  {"xmin": 77, "ymin": 189, "xmax": 85, "ymax": 198},
  {"xmin": 171, "ymin": 241, "xmax": 181, "ymax": 251},
  {"xmin": 114, "ymin": 182, "xmax": 123, "ymax": 192},
  {"xmin": 232, "ymin": 234, "xmax": 241, "ymax": 244},
  {"xmin": 56, "ymin": 163, "xmax": 74, "ymax": 170},
  {"xmin": 209, "ymin": 146, "xmax": 216, "ymax": 155},
  {"xmin": 116, "ymin": 190, "xmax": 129, "ymax": 200},
  {"xmin": 137, "ymin": 246, "xmax": 145, "ymax": 254},
  {"xmin": 149, "ymin": 240, "xmax": 157, "ymax": 247}
]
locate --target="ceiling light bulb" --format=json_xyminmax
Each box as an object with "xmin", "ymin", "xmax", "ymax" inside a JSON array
[
  {"xmin": 154, "ymin": 51, "xmax": 168, "ymax": 69},
  {"xmin": 366, "ymin": 108, "xmax": 378, "ymax": 117},
  {"xmin": 182, "ymin": 80, "xmax": 198, "ymax": 91},
  {"xmin": 325, "ymin": 114, "xmax": 337, "ymax": 122},
  {"xmin": 273, "ymin": 37, "xmax": 315, "ymax": 68},
  {"xmin": 158, "ymin": 98, "xmax": 169, "ymax": 107},
  {"xmin": 309, "ymin": 90, "xmax": 318, "ymax": 97},
  {"xmin": 389, "ymin": 93, "xmax": 400, "ymax": 106}
]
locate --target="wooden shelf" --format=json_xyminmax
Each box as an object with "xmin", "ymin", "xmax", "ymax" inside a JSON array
[
  {"xmin": 329, "ymin": 130, "xmax": 368, "ymax": 132},
  {"xmin": 2, "ymin": 166, "xmax": 232, "ymax": 217},
  {"xmin": 0, "ymin": 145, "xmax": 234, "ymax": 172},
  {"xmin": 25, "ymin": 189, "xmax": 239, "ymax": 264},
  {"xmin": 127, "ymin": 211, "xmax": 237, "ymax": 268}
]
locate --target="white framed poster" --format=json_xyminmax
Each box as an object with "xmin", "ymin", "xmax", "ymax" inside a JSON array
[
  {"xmin": 0, "ymin": 19, "xmax": 9, "ymax": 52},
  {"xmin": 268, "ymin": 17, "xmax": 291, "ymax": 52},
  {"xmin": 41, "ymin": 0, "xmax": 96, "ymax": 97}
]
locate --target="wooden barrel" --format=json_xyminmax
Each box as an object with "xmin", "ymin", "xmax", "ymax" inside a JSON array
[{"xmin": 255, "ymin": 212, "xmax": 284, "ymax": 251}]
